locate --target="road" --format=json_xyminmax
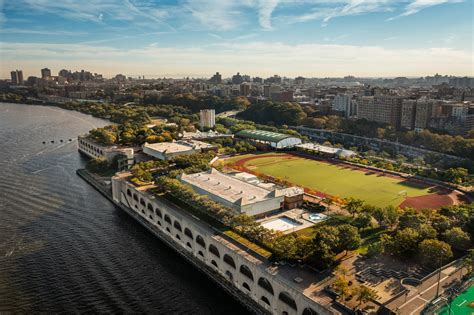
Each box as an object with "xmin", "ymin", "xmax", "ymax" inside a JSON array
[{"xmin": 386, "ymin": 262, "xmax": 468, "ymax": 314}]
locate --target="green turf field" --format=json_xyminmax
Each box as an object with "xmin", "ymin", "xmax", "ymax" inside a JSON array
[
  {"xmin": 227, "ymin": 153, "xmax": 433, "ymax": 207},
  {"xmin": 436, "ymin": 284, "xmax": 474, "ymax": 315}
]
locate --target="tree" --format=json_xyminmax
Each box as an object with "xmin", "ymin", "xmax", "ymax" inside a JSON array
[
  {"xmin": 443, "ymin": 227, "xmax": 471, "ymax": 251},
  {"xmin": 333, "ymin": 276, "xmax": 350, "ymax": 301},
  {"xmin": 337, "ymin": 224, "xmax": 361, "ymax": 255},
  {"xmin": 418, "ymin": 239, "xmax": 453, "ymax": 269},
  {"xmin": 344, "ymin": 198, "xmax": 364, "ymax": 217},
  {"xmin": 353, "ymin": 213, "xmax": 373, "ymax": 230},
  {"xmin": 272, "ymin": 235, "xmax": 297, "ymax": 260},
  {"xmin": 392, "ymin": 228, "xmax": 420, "ymax": 256},
  {"xmin": 354, "ymin": 285, "xmax": 378, "ymax": 306},
  {"xmin": 444, "ymin": 167, "xmax": 468, "ymax": 185}
]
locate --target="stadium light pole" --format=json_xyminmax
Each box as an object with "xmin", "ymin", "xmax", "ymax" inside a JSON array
[{"xmin": 435, "ymin": 248, "xmax": 447, "ymax": 299}]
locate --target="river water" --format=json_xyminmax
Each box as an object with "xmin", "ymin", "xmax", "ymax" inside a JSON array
[{"xmin": 0, "ymin": 103, "xmax": 247, "ymax": 314}]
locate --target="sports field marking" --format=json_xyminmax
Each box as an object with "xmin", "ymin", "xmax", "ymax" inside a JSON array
[{"xmin": 227, "ymin": 153, "xmax": 435, "ymax": 207}]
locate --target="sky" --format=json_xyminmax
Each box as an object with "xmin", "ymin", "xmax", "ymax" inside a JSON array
[{"xmin": 0, "ymin": 0, "xmax": 473, "ymax": 79}]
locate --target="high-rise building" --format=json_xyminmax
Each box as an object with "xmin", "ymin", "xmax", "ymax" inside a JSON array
[
  {"xmin": 295, "ymin": 76, "xmax": 305, "ymax": 85},
  {"xmin": 232, "ymin": 72, "xmax": 243, "ymax": 85},
  {"xmin": 357, "ymin": 95, "xmax": 404, "ymax": 127},
  {"xmin": 209, "ymin": 72, "xmax": 222, "ymax": 84},
  {"xmin": 400, "ymin": 100, "xmax": 416, "ymax": 130},
  {"xmin": 332, "ymin": 94, "xmax": 356, "ymax": 118},
  {"xmin": 253, "ymin": 77, "xmax": 263, "ymax": 84},
  {"xmin": 240, "ymin": 83, "xmax": 250, "ymax": 96},
  {"xmin": 10, "ymin": 70, "xmax": 24, "ymax": 85},
  {"xmin": 200, "ymin": 109, "xmax": 216, "ymax": 129},
  {"xmin": 41, "ymin": 68, "xmax": 51, "ymax": 79}
]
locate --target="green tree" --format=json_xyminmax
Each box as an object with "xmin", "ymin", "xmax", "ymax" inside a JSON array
[
  {"xmin": 333, "ymin": 276, "xmax": 350, "ymax": 301},
  {"xmin": 418, "ymin": 239, "xmax": 453, "ymax": 269},
  {"xmin": 443, "ymin": 227, "xmax": 471, "ymax": 251},
  {"xmin": 344, "ymin": 198, "xmax": 364, "ymax": 217},
  {"xmin": 354, "ymin": 285, "xmax": 378, "ymax": 306},
  {"xmin": 337, "ymin": 224, "xmax": 362, "ymax": 255}
]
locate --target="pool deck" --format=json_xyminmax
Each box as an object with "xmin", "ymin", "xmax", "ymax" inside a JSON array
[{"xmin": 256, "ymin": 208, "xmax": 319, "ymax": 234}]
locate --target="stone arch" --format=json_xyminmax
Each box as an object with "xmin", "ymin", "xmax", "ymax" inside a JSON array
[
  {"xmin": 173, "ymin": 221, "xmax": 182, "ymax": 232},
  {"xmin": 209, "ymin": 244, "xmax": 220, "ymax": 258},
  {"xmin": 196, "ymin": 235, "xmax": 206, "ymax": 248},
  {"xmin": 164, "ymin": 214, "xmax": 171, "ymax": 224},
  {"xmin": 279, "ymin": 291, "xmax": 297, "ymax": 311},
  {"xmin": 184, "ymin": 228, "xmax": 193, "ymax": 239},
  {"xmin": 302, "ymin": 307, "xmax": 319, "ymax": 315},
  {"xmin": 261, "ymin": 296, "xmax": 271, "ymax": 306},
  {"xmin": 258, "ymin": 277, "xmax": 274, "ymax": 296},
  {"xmin": 223, "ymin": 254, "xmax": 236, "ymax": 269},
  {"xmin": 240, "ymin": 265, "xmax": 254, "ymax": 281}
]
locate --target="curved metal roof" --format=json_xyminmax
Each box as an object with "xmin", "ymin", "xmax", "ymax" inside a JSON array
[{"xmin": 236, "ymin": 129, "xmax": 298, "ymax": 143}]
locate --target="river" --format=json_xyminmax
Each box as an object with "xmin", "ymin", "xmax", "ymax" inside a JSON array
[{"xmin": 0, "ymin": 103, "xmax": 248, "ymax": 314}]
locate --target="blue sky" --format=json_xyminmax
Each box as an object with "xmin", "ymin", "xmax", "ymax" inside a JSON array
[{"xmin": 0, "ymin": 0, "xmax": 472, "ymax": 78}]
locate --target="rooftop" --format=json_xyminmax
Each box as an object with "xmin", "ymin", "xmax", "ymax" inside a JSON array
[
  {"xmin": 143, "ymin": 139, "xmax": 214, "ymax": 154},
  {"xmin": 180, "ymin": 168, "xmax": 278, "ymax": 206},
  {"xmin": 236, "ymin": 129, "xmax": 298, "ymax": 143}
]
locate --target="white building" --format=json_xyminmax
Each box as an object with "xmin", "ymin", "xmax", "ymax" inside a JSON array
[
  {"xmin": 296, "ymin": 143, "xmax": 356, "ymax": 159},
  {"xmin": 142, "ymin": 140, "xmax": 216, "ymax": 161},
  {"xmin": 78, "ymin": 136, "xmax": 134, "ymax": 169},
  {"xmin": 236, "ymin": 129, "xmax": 302, "ymax": 149},
  {"xmin": 180, "ymin": 169, "xmax": 285, "ymax": 217},
  {"xmin": 200, "ymin": 109, "xmax": 216, "ymax": 129},
  {"xmin": 332, "ymin": 94, "xmax": 357, "ymax": 118}
]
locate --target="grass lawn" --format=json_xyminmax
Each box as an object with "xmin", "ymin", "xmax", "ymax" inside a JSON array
[{"xmin": 226, "ymin": 153, "xmax": 433, "ymax": 208}]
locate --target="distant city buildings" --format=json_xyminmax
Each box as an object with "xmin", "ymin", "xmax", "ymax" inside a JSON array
[
  {"xmin": 41, "ymin": 67, "xmax": 51, "ymax": 79},
  {"xmin": 209, "ymin": 72, "xmax": 222, "ymax": 84},
  {"xmin": 10, "ymin": 70, "xmax": 23, "ymax": 85}
]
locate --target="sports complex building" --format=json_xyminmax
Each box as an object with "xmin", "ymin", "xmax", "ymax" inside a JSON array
[{"xmin": 236, "ymin": 129, "xmax": 302, "ymax": 149}]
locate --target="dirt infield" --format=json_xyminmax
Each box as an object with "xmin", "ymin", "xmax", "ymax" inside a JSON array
[{"xmin": 226, "ymin": 153, "xmax": 462, "ymax": 210}]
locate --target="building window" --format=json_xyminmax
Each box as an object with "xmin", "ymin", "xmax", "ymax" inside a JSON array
[
  {"xmin": 176, "ymin": 234, "xmax": 181, "ymax": 240},
  {"xmin": 173, "ymin": 221, "xmax": 182, "ymax": 232},
  {"xmin": 140, "ymin": 198, "xmax": 146, "ymax": 206},
  {"xmin": 184, "ymin": 228, "xmax": 193, "ymax": 239},
  {"xmin": 278, "ymin": 292, "xmax": 297, "ymax": 311},
  {"xmin": 223, "ymin": 254, "xmax": 236, "ymax": 269},
  {"xmin": 147, "ymin": 203, "xmax": 153, "ymax": 212},
  {"xmin": 258, "ymin": 277, "xmax": 274, "ymax": 296},
  {"xmin": 240, "ymin": 265, "xmax": 254, "ymax": 281},
  {"xmin": 133, "ymin": 194, "xmax": 138, "ymax": 201},
  {"xmin": 198, "ymin": 251, "xmax": 204, "ymax": 257},
  {"xmin": 196, "ymin": 235, "xmax": 206, "ymax": 248},
  {"xmin": 242, "ymin": 282, "xmax": 251, "ymax": 291},
  {"xmin": 164, "ymin": 215, "xmax": 171, "ymax": 224},
  {"xmin": 261, "ymin": 296, "xmax": 270, "ymax": 306},
  {"xmin": 186, "ymin": 242, "xmax": 192, "ymax": 249},
  {"xmin": 302, "ymin": 307, "xmax": 319, "ymax": 315},
  {"xmin": 127, "ymin": 189, "xmax": 131, "ymax": 197},
  {"xmin": 209, "ymin": 244, "xmax": 220, "ymax": 258},
  {"xmin": 211, "ymin": 260, "xmax": 218, "ymax": 268},
  {"xmin": 155, "ymin": 208, "xmax": 162, "ymax": 218}
]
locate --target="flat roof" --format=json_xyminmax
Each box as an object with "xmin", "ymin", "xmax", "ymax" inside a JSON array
[
  {"xmin": 236, "ymin": 129, "xmax": 298, "ymax": 143},
  {"xmin": 144, "ymin": 141, "xmax": 194, "ymax": 154},
  {"xmin": 180, "ymin": 169, "xmax": 277, "ymax": 206},
  {"xmin": 143, "ymin": 140, "xmax": 214, "ymax": 154}
]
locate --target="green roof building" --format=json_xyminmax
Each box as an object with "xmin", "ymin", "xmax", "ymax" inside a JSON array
[{"xmin": 236, "ymin": 129, "xmax": 301, "ymax": 149}]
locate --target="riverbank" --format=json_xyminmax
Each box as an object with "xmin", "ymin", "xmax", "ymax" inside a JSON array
[{"xmin": 76, "ymin": 169, "xmax": 268, "ymax": 315}]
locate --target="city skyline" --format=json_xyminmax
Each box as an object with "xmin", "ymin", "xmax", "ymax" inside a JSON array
[{"xmin": 1, "ymin": 0, "xmax": 473, "ymax": 78}]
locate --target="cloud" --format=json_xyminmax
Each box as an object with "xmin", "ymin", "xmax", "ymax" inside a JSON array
[
  {"xmin": 0, "ymin": 28, "xmax": 87, "ymax": 36},
  {"xmin": 2, "ymin": 40, "xmax": 471, "ymax": 78},
  {"xmin": 395, "ymin": 0, "xmax": 464, "ymax": 18}
]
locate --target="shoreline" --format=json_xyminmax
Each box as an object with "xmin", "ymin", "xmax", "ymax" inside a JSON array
[{"xmin": 76, "ymin": 169, "xmax": 268, "ymax": 315}]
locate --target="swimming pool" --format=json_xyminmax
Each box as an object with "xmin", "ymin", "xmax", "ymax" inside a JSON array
[
  {"xmin": 261, "ymin": 216, "xmax": 301, "ymax": 232},
  {"xmin": 308, "ymin": 213, "xmax": 328, "ymax": 222}
]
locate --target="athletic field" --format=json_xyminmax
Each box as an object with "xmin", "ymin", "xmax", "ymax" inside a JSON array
[
  {"xmin": 225, "ymin": 153, "xmax": 455, "ymax": 208},
  {"xmin": 436, "ymin": 284, "xmax": 474, "ymax": 315}
]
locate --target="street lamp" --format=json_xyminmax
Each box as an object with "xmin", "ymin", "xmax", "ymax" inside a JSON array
[{"xmin": 435, "ymin": 248, "xmax": 447, "ymax": 299}]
